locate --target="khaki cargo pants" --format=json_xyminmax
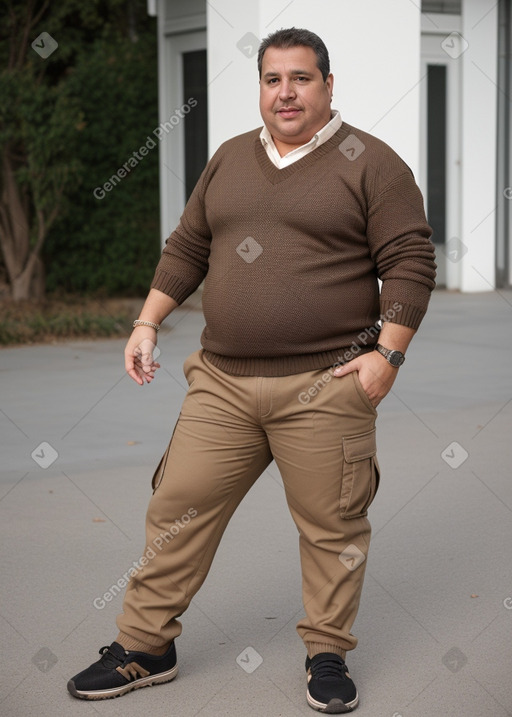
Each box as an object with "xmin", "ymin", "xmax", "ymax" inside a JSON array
[{"xmin": 117, "ymin": 349, "xmax": 380, "ymax": 659}]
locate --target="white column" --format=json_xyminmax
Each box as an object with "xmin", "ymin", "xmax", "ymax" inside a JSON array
[
  {"xmin": 459, "ymin": 0, "xmax": 498, "ymax": 292},
  {"xmin": 206, "ymin": 0, "xmax": 262, "ymax": 152}
]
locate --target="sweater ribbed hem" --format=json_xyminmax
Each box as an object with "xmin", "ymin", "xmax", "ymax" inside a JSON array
[
  {"xmin": 305, "ymin": 642, "xmax": 347, "ymax": 661},
  {"xmin": 202, "ymin": 346, "xmax": 373, "ymax": 377}
]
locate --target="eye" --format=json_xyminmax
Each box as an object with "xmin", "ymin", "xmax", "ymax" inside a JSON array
[
  {"xmin": 295, "ymin": 76, "xmax": 309, "ymax": 82},
  {"xmin": 267, "ymin": 77, "xmax": 279, "ymax": 85}
]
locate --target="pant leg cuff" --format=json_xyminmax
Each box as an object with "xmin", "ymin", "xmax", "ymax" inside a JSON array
[
  {"xmin": 116, "ymin": 631, "xmax": 170, "ymax": 655},
  {"xmin": 305, "ymin": 641, "xmax": 347, "ymax": 661}
]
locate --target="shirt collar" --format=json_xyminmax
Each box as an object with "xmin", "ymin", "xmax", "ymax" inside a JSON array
[{"xmin": 260, "ymin": 109, "xmax": 342, "ymax": 158}]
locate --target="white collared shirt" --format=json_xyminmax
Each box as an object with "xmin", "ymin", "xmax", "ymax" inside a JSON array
[{"xmin": 260, "ymin": 110, "xmax": 342, "ymax": 169}]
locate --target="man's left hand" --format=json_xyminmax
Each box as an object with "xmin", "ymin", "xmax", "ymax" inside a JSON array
[{"xmin": 333, "ymin": 351, "xmax": 399, "ymax": 407}]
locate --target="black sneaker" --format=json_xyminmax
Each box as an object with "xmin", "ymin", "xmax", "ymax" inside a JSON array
[
  {"xmin": 67, "ymin": 641, "xmax": 178, "ymax": 700},
  {"xmin": 306, "ymin": 653, "xmax": 358, "ymax": 713}
]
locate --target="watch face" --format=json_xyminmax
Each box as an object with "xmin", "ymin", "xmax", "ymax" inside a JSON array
[{"xmin": 388, "ymin": 350, "xmax": 405, "ymax": 367}]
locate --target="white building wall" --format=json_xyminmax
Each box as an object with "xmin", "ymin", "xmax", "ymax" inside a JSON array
[
  {"xmin": 207, "ymin": 0, "xmax": 422, "ymax": 176},
  {"xmin": 206, "ymin": 2, "xmax": 261, "ymax": 150},
  {"xmin": 459, "ymin": 0, "xmax": 498, "ymax": 292}
]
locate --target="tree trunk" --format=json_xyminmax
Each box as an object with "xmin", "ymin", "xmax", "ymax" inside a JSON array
[
  {"xmin": 0, "ymin": 152, "xmax": 52, "ymax": 301},
  {"xmin": 11, "ymin": 270, "xmax": 32, "ymax": 302},
  {"xmin": 10, "ymin": 255, "xmax": 45, "ymax": 301}
]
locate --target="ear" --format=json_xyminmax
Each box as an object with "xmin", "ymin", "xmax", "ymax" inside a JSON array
[{"xmin": 326, "ymin": 73, "xmax": 334, "ymax": 99}]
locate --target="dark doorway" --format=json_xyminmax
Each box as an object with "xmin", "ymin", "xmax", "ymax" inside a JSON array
[
  {"xmin": 183, "ymin": 49, "xmax": 208, "ymax": 201},
  {"xmin": 426, "ymin": 64, "xmax": 447, "ymax": 248}
]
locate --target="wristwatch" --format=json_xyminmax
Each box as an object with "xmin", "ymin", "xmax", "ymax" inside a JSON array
[{"xmin": 374, "ymin": 343, "xmax": 405, "ymax": 367}]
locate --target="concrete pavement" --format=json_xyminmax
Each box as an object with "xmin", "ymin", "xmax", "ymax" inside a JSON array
[{"xmin": 1, "ymin": 288, "xmax": 511, "ymax": 717}]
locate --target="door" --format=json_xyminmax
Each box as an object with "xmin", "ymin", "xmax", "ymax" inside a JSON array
[
  {"xmin": 160, "ymin": 30, "xmax": 208, "ymax": 241},
  {"xmin": 420, "ymin": 32, "xmax": 461, "ymax": 289}
]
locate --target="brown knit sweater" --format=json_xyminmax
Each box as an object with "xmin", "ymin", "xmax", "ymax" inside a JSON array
[{"xmin": 151, "ymin": 122, "xmax": 436, "ymax": 376}]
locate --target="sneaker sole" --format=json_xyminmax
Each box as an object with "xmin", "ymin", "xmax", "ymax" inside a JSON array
[
  {"xmin": 306, "ymin": 688, "xmax": 359, "ymax": 713},
  {"xmin": 67, "ymin": 664, "xmax": 178, "ymax": 700}
]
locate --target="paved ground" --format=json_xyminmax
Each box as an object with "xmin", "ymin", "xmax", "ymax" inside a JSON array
[{"xmin": 1, "ymin": 288, "xmax": 511, "ymax": 717}]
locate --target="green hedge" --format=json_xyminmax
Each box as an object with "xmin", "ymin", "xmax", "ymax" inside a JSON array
[{"xmin": 41, "ymin": 8, "xmax": 161, "ymax": 295}]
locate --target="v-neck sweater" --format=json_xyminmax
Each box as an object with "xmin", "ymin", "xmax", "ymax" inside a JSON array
[{"xmin": 151, "ymin": 123, "xmax": 436, "ymax": 377}]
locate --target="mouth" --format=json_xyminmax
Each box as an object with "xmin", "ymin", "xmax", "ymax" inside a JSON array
[{"xmin": 276, "ymin": 107, "xmax": 302, "ymax": 119}]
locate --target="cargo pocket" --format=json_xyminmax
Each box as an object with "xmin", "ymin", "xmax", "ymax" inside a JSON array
[{"xmin": 339, "ymin": 428, "xmax": 380, "ymax": 518}]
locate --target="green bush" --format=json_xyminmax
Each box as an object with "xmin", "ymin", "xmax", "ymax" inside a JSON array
[
  {"xmin": 43, "ymin": 27, "xmax": 160, "ymax": 296},
  {"xmin": 0, "ymin": 2, "xmax": 161, "ymax": 300}
]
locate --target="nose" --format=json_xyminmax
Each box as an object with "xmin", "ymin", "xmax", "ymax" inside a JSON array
[{"xmin": 278, "ymin": 79, "xmax": 296, "ymax": 101}]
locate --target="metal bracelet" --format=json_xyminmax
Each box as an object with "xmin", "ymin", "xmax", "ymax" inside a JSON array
[{"xmin": 133, "ymin": 319, "xmax": 160, "ymax": 332}]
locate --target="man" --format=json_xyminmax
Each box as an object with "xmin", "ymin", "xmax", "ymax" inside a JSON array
[{"xmin": 67, "ymin": 28, "xmax": 436, "ymax": 713}]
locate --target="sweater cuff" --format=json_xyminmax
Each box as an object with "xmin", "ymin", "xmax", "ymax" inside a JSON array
[
  {"xmin": 150, "ymin": 269, "xmax": 196, "ymax": 305},
  {"xmin": 380, "ymin": 298, "xmax": 426, "ymax": 330}
]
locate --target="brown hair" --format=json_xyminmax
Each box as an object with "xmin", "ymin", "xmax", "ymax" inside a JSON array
[{"xmin": 257, "ymin": 28, "xmax": 330, "ymax": 82}]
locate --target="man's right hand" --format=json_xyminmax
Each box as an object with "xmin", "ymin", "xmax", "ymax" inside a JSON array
[{"xmin": 125, "ymin": 327, "xmax": 160, "ymax": 385}]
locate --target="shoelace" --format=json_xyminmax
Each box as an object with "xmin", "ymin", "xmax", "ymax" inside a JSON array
[
  {"xmin": 311, "ymin": 658, "xmax": 348, "ymax": 681},
  {"xmin": 98, "ymin": 645, "xmax": 125, "ymax": 668}
]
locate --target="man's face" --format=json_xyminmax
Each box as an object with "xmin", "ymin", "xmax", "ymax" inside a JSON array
[{"xmin": 259, "ymin": 45, "xmax": 334, "ymax": 152}]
